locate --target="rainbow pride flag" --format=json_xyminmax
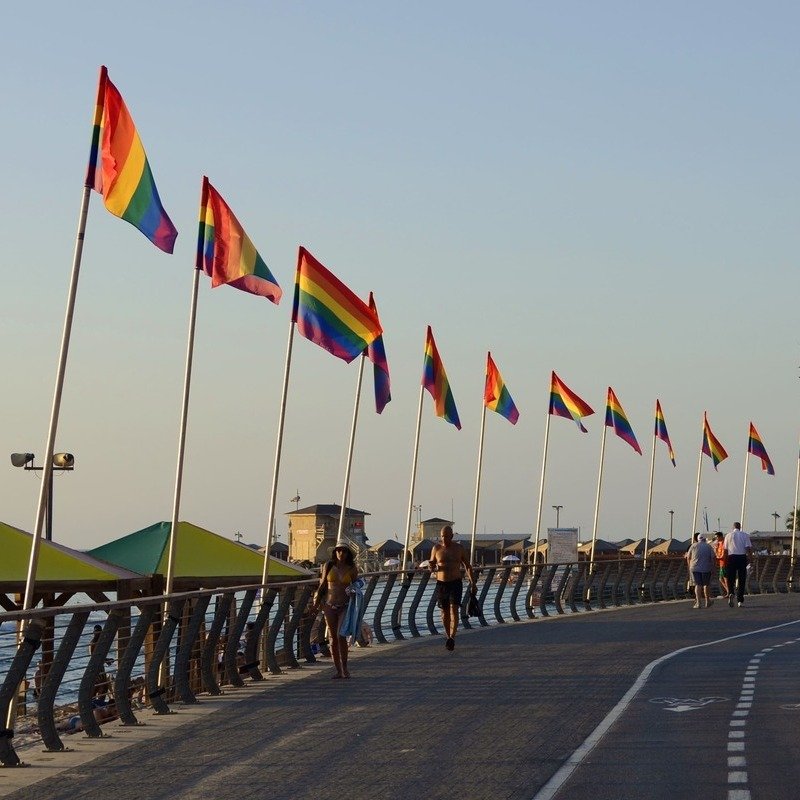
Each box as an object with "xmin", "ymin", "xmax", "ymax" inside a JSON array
[
  {"xmin": 86, "ymin": 66, "xmax": 177, "ymax": 253},
  {"xmin": 422, "ymin": 327, "xmax": 461, "ymax": 429},
  {"xmin": 549, "ymin": 372, "xmax": 594, "ymax": 432},
  {"xmin": 747, "ymin": 422, "xmax": 775, "ymax": 475},
  {"xmin": 484, "ymin": 353, "xmax": 519, "ymax": 425},
  {"xmin": 605, "ymin": 388, "xmax": 641, "ymax": 454},
  {"xmin": 366, "ymin": 292, "xmax": 391, "ymax": 414},
  {"xmin": 654, "ymin": 400, "xmax": 676, "ymax": 466},
  {"xmin": 702, "ymin": 412, "xmax": 728, "ymax": 471},
  {"xmin": 196, "ymin": 178, "xmax": 282, "ymax": 302},
  {"xmin": 292, "ymin": 247, "xmax": 381, "ymax": 363}
]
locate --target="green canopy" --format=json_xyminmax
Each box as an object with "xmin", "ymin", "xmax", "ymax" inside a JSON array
[
  {"xmin": 88, "ymin": 521, "xmax": 309, "ymax": 582},
  {"xmin": 0, "ymin": 520, "xmax": 141, "ymax": 585}
]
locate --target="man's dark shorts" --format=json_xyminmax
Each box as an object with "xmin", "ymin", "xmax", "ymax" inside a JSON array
[
  {"xmin": 692, "ymin": 571, "xmax": 711, "ymax": 587},
  {"xmin": 436, "ymin": 579, "xmax": 463, "ymax": 609}
]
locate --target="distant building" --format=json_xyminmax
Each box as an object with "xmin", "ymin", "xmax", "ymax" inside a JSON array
[
  {"xmin": 287, "ymin": 504, "xmax": 369, "ymax": 564},
  {"xmin": 413, "ymin": 517, "xmax": 453, "ymax": 544}
]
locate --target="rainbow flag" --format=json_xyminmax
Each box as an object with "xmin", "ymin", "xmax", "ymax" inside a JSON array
[
  {"xmin": 549, "ymin": 372, "xmax": 594, "ymax": 432},
  {"xmin": 654, "ymin": 400, "xmax": 676, "ymax": 466},
  {"xmin": 484, "ymin": 353, "xmax": 519, "ymax": 425},
  {"xmin": 747, "ymin": 422, "xmax": 775, "ymax": 475},
  {"xmin": 422, "ymin": 327, "xmax": 461, "ymax": 429},
  {"xmin": 366, "ymin": 292, "xmax": 391, "ymax": 414},
  {"xmin": 86, "ymin": 66, "xmax": 177, "ymax": 253},
  {"xmin": 291, "ymin": 247, "xmax": 382, "ymax": 363},
  {"xmin": 196, "ymin": 177, "xmax": 281, "ymax": 302},
  {"xmin": 605, "ymin": 388, "xmax": 641, "ymax": 454},
  {"xmin": 702, "ymin": 412, "xmax": 728, "ymax": 470}
]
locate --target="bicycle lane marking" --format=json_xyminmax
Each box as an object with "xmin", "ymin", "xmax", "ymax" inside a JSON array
[
  {"xmin": 531, "ymin": 617, "xmax": 800, "ymax": 800},
  {"xmin": 725, "ymin": 634, "xmax": 800, "ymax": 800}
]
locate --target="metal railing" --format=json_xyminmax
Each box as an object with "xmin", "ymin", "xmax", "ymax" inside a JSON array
[{"xmin": 0, "ymin": 554, "xmax": 795, "ymax": 766}]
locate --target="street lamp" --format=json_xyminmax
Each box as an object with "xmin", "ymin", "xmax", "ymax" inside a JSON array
[
  {"xmin": 668, "ymin": 510, "xmax": 674, "ymax": 541},
  {"xmin": 10, "ymin": 452, "xmax": 74, "ymax": 542},
  {"xmin": 552, "ymin": 505, "xmax": 563, "ymax": 528},
  {"xmin": 772, "ymin": 512, "xmax": 781, "ymax": 533}
]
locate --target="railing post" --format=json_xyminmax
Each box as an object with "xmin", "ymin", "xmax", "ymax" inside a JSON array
[
  {"xmin": 39, "ymin": 611, "xmax": 88, "ymax": 750},
  {"xmin": 201, "ymin": 593, "xmax": 232, "ymax": 695},
  {"xmin": 115, "ymin": 603, "xmax": 158, "ymax": 725},
  {"xmin": 0, "ymin": 618, "xmax": 45, "ymax": 766},
  {"xmin": 174, "ymin": 595, "xmax": 210, "ymax": 704},
  {"xmin": 146, "ymin": 599, "xmax": 185, "ymax": 715}
]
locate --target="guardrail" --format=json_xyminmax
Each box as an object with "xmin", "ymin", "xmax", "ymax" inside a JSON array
[{"xmin": 0, "ymin": 554, "xmax": 795, "ymax": 765}]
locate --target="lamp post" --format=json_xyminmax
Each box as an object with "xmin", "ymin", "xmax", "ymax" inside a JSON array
[
  {"xmin": 668, "ymin": 510, "xmax": 674, "ymax": 541},
  {"xmin": 552, "ymin": 505, "xmax": 563, "ymax": 528},
  {"xmin": 10, "ymin": 452, "xmax": 74, "ymax": 542},
  {"xmin": 772, "ymin": 511, "xmax": 780, "ymax": 533}
]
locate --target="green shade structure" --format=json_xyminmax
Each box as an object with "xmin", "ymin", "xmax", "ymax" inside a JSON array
[
  {"xmin": 88, "ymin": 521, "xmax": 309, "ymax": 588},
  {"xmin": 0, "ymin": 520, "xmax": 141, "ymax": 586}
]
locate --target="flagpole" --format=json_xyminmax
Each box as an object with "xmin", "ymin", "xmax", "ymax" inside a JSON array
[
  {"xmin": 164, "ymin": 269, "xmax": 201, "ymax": 596},
  {"xmin": 261, "ymin": 318, "xmax": 296, "ymax": 586},
  {"xmin": 22, "ymin": 185, "xmax": 92, "ymax": 611},
  {"xmin": 791, "ymin": 433, "xmax": 800, "ymax": 578},
  {"xmin": 470, "ymin": 404, "xmax": 487, "ymax": 565},
  {"xmin": 642, "ymin": 413, "xmax": 657, "ymax": 569},
  {"xmin": 533, "ymin": 412, "xmax": 552, "ymax": 564},
  {"xmin": 336, "ymin": 355, "xmax": 366, "ymax": 545},
  {"xmin": 401, "ymin": 384, "xmax": 425, "ymax": 573},
  {"xmin": 740, "ymin": 443, "xmax": 750, "ymax": 530},
  {"xmin": 588, "ymin": 424, "xmax": 608, "ymax": 567},
  {"xmin": 691, "ymin": 430, "xmax": 704, "ymax": 538}
]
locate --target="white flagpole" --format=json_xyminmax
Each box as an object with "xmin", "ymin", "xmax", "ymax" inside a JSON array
[
  {"xmin": 401, "ymin": 384, "xmax": 425, "ymax": 573},
  {"xmin": 164, "ymin": 268, "xmax": 200, "ymax": 596},
  {"xmin": 691, "ymin": 424, "xmax": 704, "ymax": 538},
  {"xmin": 740, "ymin": 440, "xmax": 750, "ymax": 530},
  {"xmin": 261, "ymin": 317, "xmax": 296, "ymax": 586},
  {"xmin": 22, "ymin": 186, "xmax": 92, "ymax": 611},
  {"xmin": 588, "ymin": 423, "xmax": 608, "ymax": 566},
  {"xmin": 791, "ymin": 434, "xmax": 800, "ymax": 576},
  {"xmin": 336, "ymin": 355, "xmax": 366, "ymax": 545},
  {"xmin": 470, "ymin": 404, "xmax": 487, "ymax": 565},
  {"xmin": 642, "ymin": 406, "xmax": 657, "ymax": 569},
  {"xmin": 532, "ymin": 412, "xmax": 552, "ymax": 563}
]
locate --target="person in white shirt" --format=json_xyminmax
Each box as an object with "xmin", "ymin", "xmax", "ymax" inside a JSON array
[{"xmin": 723, "ymin": 522, "xmax": 752, "ymax": 607}]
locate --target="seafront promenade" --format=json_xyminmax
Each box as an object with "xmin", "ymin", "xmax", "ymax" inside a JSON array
[{"xmin": 2, "ymin": 593, "xmax": 799, "ymax": 800}]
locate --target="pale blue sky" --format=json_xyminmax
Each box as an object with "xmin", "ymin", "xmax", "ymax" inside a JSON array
[{"xmin": 2, "ymin": 2, "xmax": 799, "ymax": 552}]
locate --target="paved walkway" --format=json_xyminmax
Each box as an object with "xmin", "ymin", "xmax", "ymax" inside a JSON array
[{"xmin": 3, "ymin": 595, "xmax": 799, "ymax": 800}]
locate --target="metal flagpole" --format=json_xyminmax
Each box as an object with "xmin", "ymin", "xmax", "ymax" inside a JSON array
[
  {"xmin": 470, "ymin": 404, "xmax": 487, "ymax": 565},
  {"xmin": 336, "ymin": 355, "xmax": 366, "ymax": 545},
  {"xmin": 691, "ymin": 430, "xmax": 704, "ymax": 538},
  {"xmin": 642, "ymin": 409, "xmax": 657, "ymax": 569},
  {"xmin": 791, "ymin": 435, "xmax": 799, "ymax": 577},
  {"xmin": 165, "ymin": 269, "xmax": 201, "ymax": 596},
  {"xmin": 261, "ymin": 317, "xmax": 296, "ymax": 586},
  {"xmin": 532, "ymin": 412, "xmax": 552, "ymax": 564},
  {"xmin": 401, "ymin": 385, "xmax": 425, "ymax": 573},
  {"xmin": 740, "ymin": 438, "xmax": 750, "ymax": 531},
  {"xmin": 23, "ymin": 186, "xmax": 92, "ymax": 612},
  {"xmin": 588, "ymin": 424, "xmax": 608, "ymax": 566}
]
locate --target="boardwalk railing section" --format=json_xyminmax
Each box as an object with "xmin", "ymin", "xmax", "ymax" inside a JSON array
[{"xmin": 0, "ymin": 554, "xmax": 796, "ymax": 765}]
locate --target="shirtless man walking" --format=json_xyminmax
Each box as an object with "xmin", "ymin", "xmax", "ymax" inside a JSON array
[{"xmin": 430, "ymin": 525, "xmax": 475, "ymax": 652}]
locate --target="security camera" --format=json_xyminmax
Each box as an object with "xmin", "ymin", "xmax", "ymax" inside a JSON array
[
  {"xmin": 10, "ymin": 453, "xmax": 34, "ymax": 468},
  {"xmin": 52, "ymin": 453, "xmax": 74, "ymax": 468}
]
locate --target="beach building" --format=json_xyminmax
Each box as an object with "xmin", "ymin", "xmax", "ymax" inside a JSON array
[
  {"xmin": 287, "ymin": 504, "xmax": 369, "ymax": 564},
  {"xmin": 411, "ymin": 517, "xmax": 453, "ymax": 545}
]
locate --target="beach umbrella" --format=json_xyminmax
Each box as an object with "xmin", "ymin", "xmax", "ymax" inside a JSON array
[
  {"xmin": 501, "ymin": 554, "xmax": 521, "ymax": 562},
  {"xmin": 383, "ymin": 557, "xmax": 401, "ymax": 567}
]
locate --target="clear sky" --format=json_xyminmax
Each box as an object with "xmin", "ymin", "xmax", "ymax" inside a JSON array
[{"xmin": 2, "ymin": 2, "xmax": 799, "ymax": 553}]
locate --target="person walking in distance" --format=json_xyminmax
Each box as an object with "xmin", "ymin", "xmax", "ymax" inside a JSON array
[
  {"xmin": 685, "ymin": 534, "xmax": 716, "ymax": 608},
  {"xmin": 713, "ymin": 531, "xmax": 729, "ymax": 598},
  {"xmin": 429, "ymin": 525, "xmax": 475, "ymax": 651},
  {"xmin": 724, "ymin": 522, "xmax": 752, "ymax": 607}
]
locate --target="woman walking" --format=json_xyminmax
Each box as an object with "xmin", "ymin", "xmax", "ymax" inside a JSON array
[{"xmin": 313, "ymin": 542, "xmax": 358, "ymax": 678}]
